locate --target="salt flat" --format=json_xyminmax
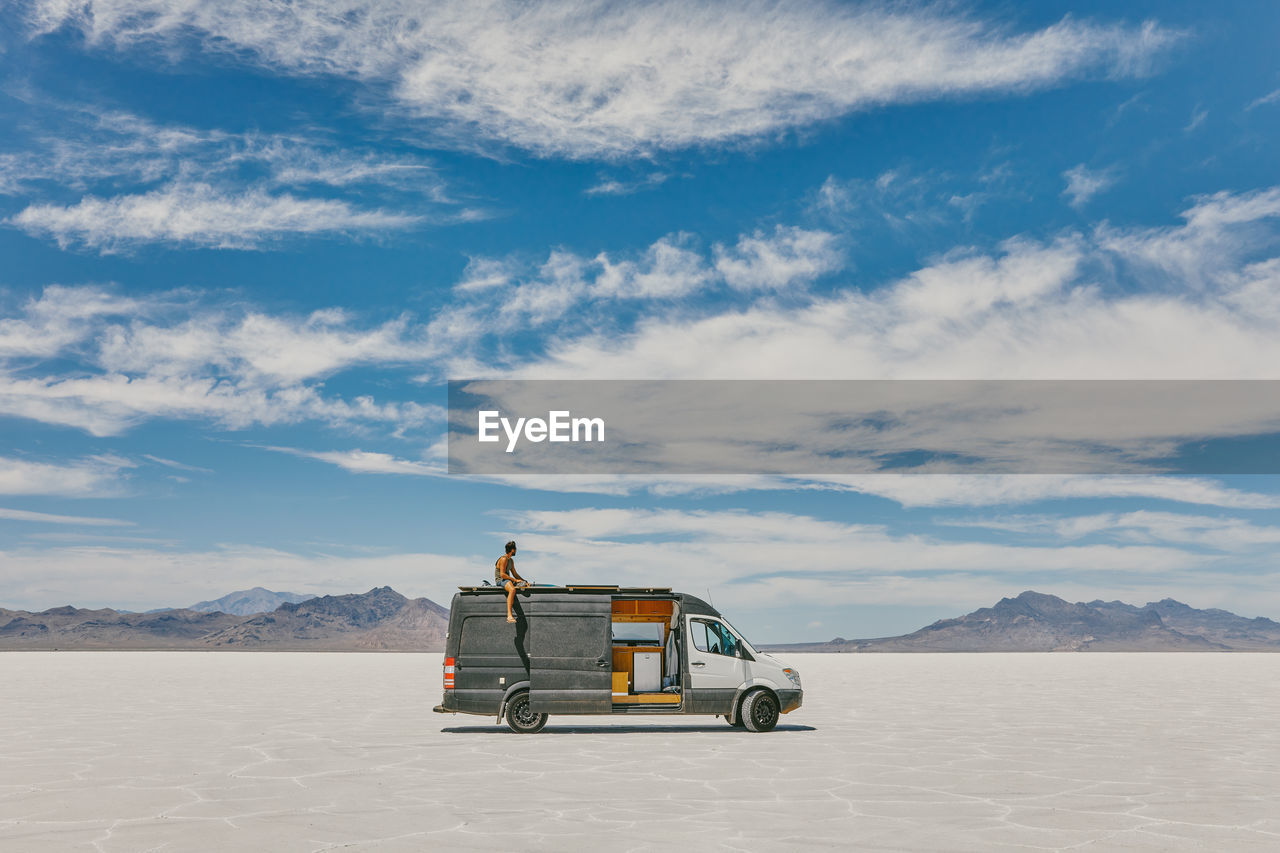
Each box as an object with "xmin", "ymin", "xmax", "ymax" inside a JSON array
[{"xmin": 2, "ymin": 653, "xmax": 1278, "ymax": 852}]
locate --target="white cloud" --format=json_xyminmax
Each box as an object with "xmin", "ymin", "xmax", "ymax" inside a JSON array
[
  {"xmin": 0, "ymin": 285, "xmax": 144, "ymax": 358},
  {"xmin": 815, "ymin": 475, "xmax": 1280, "ymax": 510},
  {"xmin": 0, "ymin": 506, "xmax": 133, "ymax": 526},
  {"xmin": 141, "ymin": 455, "xmax": 212, "ymax": 474},
  {"xmin": 0, "ymin": 107, "xmax": 459, "ymax": 251},
  {"xmin": 0, "ymin": 285, "xmax": 441, "ymax": 436},
  {"xmin": 713, "ymin": 226, "xmax": 843, "ymax": 291},
  {"xmin": 1097, "ymin": 186, "xmax": 1280, "ymax": 288},
  {"xmin": 454, "ymin": 257, "xmax": 515, "ymax": 293},
  {"xmin": 0, "ymin": 455, "xmax": 132, "ymax": 497},
  {"xmin": 425, "ymin": 226, "xmax": 837, "ymax": 365},
  {"xmin": 1246, "ymin": 88, "xmax": 1280, "ymax": 111},
  {"xmin": 264, "ymin": 446, "xmax": 442, "ymax": 477},
  {"xmin": 942, "ymin": 510, "xmax": 1280, "ymax": 551},
  {"xmin": 584, "ymin": 173, "xmax": 669, "ymax": 196},
  {"xmin": 27, "ymin": 1, "xmax": 1178, "ymax": 158},
  {"xmin": 501, "ymin": 187, "xmax": 1280, "ymax": 381},
  {"xmin": 1062, "ymin": 163, "xmax": 1118, "ymax": 208},
  {"xmin": 11, "ymin": 183, "xmax": 420, "ymax": 251}
]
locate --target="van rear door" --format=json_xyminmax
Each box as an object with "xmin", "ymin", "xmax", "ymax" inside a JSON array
[{"xmin": 527, "ymin": 597, "xmax": 613, "ymax": 713}]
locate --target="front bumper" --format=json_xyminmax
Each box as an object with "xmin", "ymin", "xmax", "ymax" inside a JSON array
[{"xmin": 777, "ymin": 689, "xmax": 803, "ymax": 714}]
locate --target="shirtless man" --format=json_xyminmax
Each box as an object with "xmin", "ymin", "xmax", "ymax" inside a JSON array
[{"xmin": 495, "ymin": 540, "xmax": 530, "ymax": 623}]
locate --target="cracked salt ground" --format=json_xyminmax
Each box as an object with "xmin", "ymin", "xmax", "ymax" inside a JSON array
[{"xmin": 2, "ymin": 653, "xmax": 1279, "ymax": 851}]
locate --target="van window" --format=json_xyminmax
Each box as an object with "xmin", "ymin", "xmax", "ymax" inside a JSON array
[
  {"xmin": 690, "ymin": 618, "xmax": 747, "ymax": 659},
  {"xmin": 612, "ymin": 621, "xmax": 663, "ymax": 645}
]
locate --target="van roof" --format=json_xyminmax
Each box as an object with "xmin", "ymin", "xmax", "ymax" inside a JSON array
[
  {"xmin": 457, "ymin": 585, "xmax": 673, "ymax": 593},
  {"xmin": 452, "ymin": 585, "xmax": 720, "ymax": 617}
]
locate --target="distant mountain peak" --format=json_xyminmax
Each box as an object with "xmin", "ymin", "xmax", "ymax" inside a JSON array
[{"xmin": 188, "ymin": 587, "xmax": 318, "ymax": 617}]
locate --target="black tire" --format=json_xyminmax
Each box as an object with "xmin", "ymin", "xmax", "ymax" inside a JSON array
[
  {"xmin": 741, "ymin": 689, "xmax": 779, "ymax": 733},
  {"xmin": 504, "ymin": 691, "xmax": 548, "ymax": 734}
]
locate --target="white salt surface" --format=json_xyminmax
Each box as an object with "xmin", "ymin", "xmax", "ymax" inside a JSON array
[{"xmin": 2, "ymin": 652, "xmax": 1278, "ymax": 851}]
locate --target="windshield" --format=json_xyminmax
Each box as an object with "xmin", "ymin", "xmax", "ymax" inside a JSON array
[{"xmin": 718, "ymin": 617, "xmax": 756, "ymax": 654}]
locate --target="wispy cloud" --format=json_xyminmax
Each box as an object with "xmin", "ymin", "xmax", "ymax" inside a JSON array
[
  {"xmin": 141, "ymin": 455, "xmax": 212, "ymax": 474},
  {"xmin": 0, "ymin": 109, "xmax": 445, "ymax": 197},
  {"xmin": 0, "ymin": 455, "xmax": 132, "ymax": 497},
  {"xmin": 941, "ymin": 510, "xmax": 1280, "ymax": 551},
  {"xmin": 1062, "ymin": 163, "xmax": 1118, "ymax": 209},
  {"xmin": 0, "ymin": 506, "xmax": 133, "ymax": 526},
  {"xmin": 263, "ymin": 446, "xmax": 442, "ymax": 476},
  {"xmin": 0, "ymin": 107, "xmax": 461, "ymax": 251},
  {"xmin": 27, "ymin": 1, "xmax": 1179, "ymax": 158},
  {"xmin": 0, "ymin": 286, "xmax": 441, "ymax": 435},
  {"xmin": 425, "ymin": 225, "xmax": 840, "ymax": 369},
  {"xmin": 11, "ymin": 183, "xmax": 420, "ymax": 251},
  {"xmin": 1246, "ymin": 88, "xmax": 1280, "ymax": 111},
  {"xmin": 800, "ymin": 475, "xmax": 1280, "ymax": 510},
  {"xmin": 585, "ymin": 173, "xmax": 669, "ymax": 196}
]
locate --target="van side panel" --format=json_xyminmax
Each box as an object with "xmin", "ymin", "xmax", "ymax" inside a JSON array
[
  {"xmin": 444, "ymin": 594, "xmax": 532, "ymax": 714},
  {"xmin": 527, "ymin": 597, "xmax": 613, "ymax": 714}
]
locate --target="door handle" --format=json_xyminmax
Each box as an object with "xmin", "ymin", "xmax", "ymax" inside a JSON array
[
  {"xmin": 691, "ymin": 661, "xmax": 705, "ymax": 667},
  {"xmin": 597, "ymin": 660, "xmax": 608, "ymax": 667}
]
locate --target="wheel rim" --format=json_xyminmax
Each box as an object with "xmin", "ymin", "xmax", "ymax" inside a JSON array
[
  {"xmin": 512, "ymin": 697, "xmax": 539, "ymax": 727},
  {"xmin": 753, "ymin": 695, "xmax": 777, "ymax": 727}
]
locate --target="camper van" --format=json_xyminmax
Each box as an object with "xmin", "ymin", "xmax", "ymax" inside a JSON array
[{"xmin": 432, "ymin": 585, "xmax": 802, "ymax": 733}]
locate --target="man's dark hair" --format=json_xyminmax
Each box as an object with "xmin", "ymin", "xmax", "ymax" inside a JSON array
[{"xmin": 505, "ymin": 540, "xmax": 517, "ymax": 553}]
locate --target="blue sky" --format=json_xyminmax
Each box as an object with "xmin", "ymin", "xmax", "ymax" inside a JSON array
[{"xmin": 3, "ymin": 0, "xmax": 1280, "ymax": 642}]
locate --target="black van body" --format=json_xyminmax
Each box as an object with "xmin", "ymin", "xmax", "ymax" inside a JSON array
[{"xmin": 432, "ymin": 585, "xmax": 802, "ymax": 732}]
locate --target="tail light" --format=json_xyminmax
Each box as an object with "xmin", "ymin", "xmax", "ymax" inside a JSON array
[{"xmin": 443, "ymin": 657, "xmax": 456, "ymax": 690}]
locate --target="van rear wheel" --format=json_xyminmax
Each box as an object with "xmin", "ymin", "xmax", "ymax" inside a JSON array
[
  {"xmin": 505, "ymin": 691, "xmax": 548, "ymax": 734},
  {"xmin": 741, "ymin": 689, "xmax": 779, "ymax": 733}
]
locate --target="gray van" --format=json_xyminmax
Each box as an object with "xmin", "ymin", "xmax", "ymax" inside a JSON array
[{"xmin": 432, "ymin": 585, "xmax": 802, "ymax": 732}]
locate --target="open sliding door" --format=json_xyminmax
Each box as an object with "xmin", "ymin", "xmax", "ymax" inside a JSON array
[{"xmin": 527, "ymin": 597, "xmax": 613, "ymax": 713}]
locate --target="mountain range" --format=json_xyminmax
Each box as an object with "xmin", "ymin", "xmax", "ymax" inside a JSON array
[
  {"xmin": 5, "ymin": 588, "xmax": 1280, "ymax": 652},
  {"xmin": 765, "ymin": 591, "xmax": 1280, "ymax": 652},
  {"xmin": 0, "ymin": 587, "xmax": 447, "ymax": 651}
]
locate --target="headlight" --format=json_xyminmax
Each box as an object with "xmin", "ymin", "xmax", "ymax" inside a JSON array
[{"xmin": 783, "ymin": 668, "xmax": 801, "ymax": 688}]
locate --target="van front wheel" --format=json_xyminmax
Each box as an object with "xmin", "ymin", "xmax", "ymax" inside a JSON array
[
  {"xmin": 741, "ymin": 689, "xmax": 779, "ymax": 733},
  {"xmin": 505, "ymin": 692, "xmax": 548, "ymax": 734}
]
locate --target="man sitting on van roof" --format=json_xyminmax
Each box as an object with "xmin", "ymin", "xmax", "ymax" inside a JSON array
[{"xmin": 495, "ymin": 540, "xmax": 531, "ymax": 623}]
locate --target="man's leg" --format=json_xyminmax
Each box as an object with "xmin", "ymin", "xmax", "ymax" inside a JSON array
[{"xmin": 504, "ymin": 581, "xmax": 516, "ymax": 622}]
